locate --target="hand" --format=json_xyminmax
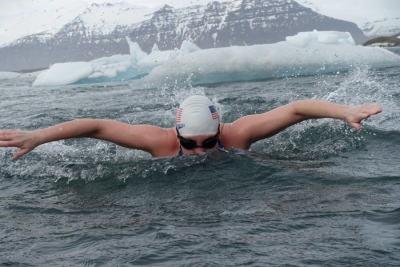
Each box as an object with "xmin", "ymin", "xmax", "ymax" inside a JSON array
[
  {"xmin": 345, "ymin": 104, "xmax": 382, "ymax": 130},
  {"xmin": 0, "ymin": 130, "xmax": 38, "ymax": 159}
]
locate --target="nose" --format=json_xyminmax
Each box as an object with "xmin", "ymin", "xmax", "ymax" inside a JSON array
[{"xmin": 192, "ymin": 147, "xmax": 207, "ymax": 154}]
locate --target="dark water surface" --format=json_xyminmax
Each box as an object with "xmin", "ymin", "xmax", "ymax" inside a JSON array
[{"xmin": 1, "ymin": 56, "xmax": 400, "ymax": 266}]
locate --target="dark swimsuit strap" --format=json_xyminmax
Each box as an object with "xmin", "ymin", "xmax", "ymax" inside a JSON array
[
  {"xmin": 218, "ymin": 139, "xmax": 224, "ymax": 149},
  {"xmin": 178, "ymin": 139, "xmax": 224, "ymax": 156}
]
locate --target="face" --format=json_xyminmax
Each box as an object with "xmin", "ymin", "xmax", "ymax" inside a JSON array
[{"xmin": 178, "ymin": 132, "xmax": 220, "ymax": 154}]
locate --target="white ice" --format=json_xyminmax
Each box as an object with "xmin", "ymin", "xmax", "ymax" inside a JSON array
[
  {"xmin": 30, "ymin": 30, "xmax": 400, "ymax": 87},
  {"xmin": 33, "ymin": 62, "xmax": 93, "ymax": 86},
  {"xmin": 144, "ymin": 30, "xmax": 400, "ymax": 86},
  {"xmin": 0, "ymin": 70, "xmax": 43, "ymax": 80},
  {"xmin": 0, "ymin": 71, "xmax": 20, "ymax": 80}
]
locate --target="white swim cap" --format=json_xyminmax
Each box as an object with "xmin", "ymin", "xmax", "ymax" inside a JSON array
[{"xmin": 176, "ymin": 95, "xmax": 220, "ymax": 136}]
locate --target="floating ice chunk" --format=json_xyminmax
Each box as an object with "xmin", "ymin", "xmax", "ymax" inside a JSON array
[
  {"xmin": 91, "ymin": 55, "xmax": 132, "ymax": 76},
  {"xmin": 286, "ymin": 31, "xmax": 320, "ymax": 46},
  {"xmin": 0, "ymin": 71, "xmax": 20, "ymax": 80},
  {"xmin": 285, "ymin": 36, "xmax": 307, "ymax": 47},
  {"xmin": 318, "ymin": 31, "xmax": 355, "ymax": 45},
  {"xmin": 0, "ymin": 70, "xmax": 44, "ymax": 80},
  {"xmin": 137, "ymin": 50, "xmax": 178, "ymax": 70},
  {"xmin": 32, "ymin": 53, "xmax": 139, "ymax": 86},
  {"xmin": 143, "ymin": 31, "xmax": 400, "ymax": 86},
  {"xmin": 103, "ymin": 68, "xmax": 117, "ymax": 78},
  {"xmin": 152, "ymin": 43, "xmax": 159, "ymax": 52},
  {"xmin": 87, "ymin": 72, "xmax": 104, "ymax": 79},
  {"xmin": 180, "ymin": 40, "xmax": 201, "ymax": 54},
  {"xmin": 31, "ymin": 31, "xmax": 400, "ymax": 87},
  {"xmin": 32, "ymin": 62, "xmax": 94, "ymax": 87},
  {"xmin": 286, "ymin": 30, "xmax": 355, "ymax": 47},
  {"xmin": 19, "ymin": 70, "xmax": 43, "ymax": 78},
  {"xmin": 125, "ymin": 36, "xmax": 148, "ymax": 62},
  {"xmin": 137, "ymin": 41, "xmax": 201, "ymax": 71},
  {"xmin": 318, "ymin": 33, "xmax": 339, "ymax": 44}
]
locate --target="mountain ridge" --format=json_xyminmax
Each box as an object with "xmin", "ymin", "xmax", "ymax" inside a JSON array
[{"xmin": 0, "ymin": 0, "xmax": 368, "ymax": 72}]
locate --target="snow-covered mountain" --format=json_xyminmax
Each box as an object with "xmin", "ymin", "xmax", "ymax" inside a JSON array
[
  {"xmin": 362, "ymin": 19, "xmax": 400, "ymax": 38},
  {"xmin": 295, "ymin": 0, "xmax": 400, "ymax": 37},
  {"xmin": 0, "ymin": 0, "xmax": 369, "ymax": 71}
]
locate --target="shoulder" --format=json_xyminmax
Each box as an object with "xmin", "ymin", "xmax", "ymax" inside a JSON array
[
  {"xmin": 218, "ymin": 109, "xmax": 280, "ymax": 149},
  {"xmin": 149, "ymin": 127, "xmax": 181, "ymax": 157},
  {"xmin": 219, "ymin": 123, "xmax": 251, "ymax": 150}
]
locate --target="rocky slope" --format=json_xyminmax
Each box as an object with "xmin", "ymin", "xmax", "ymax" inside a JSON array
[{"xmin": 363, "ymin": 33, "xmax": 400, "ymax": 47}]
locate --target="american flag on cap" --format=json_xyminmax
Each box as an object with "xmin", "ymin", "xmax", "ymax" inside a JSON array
[
  {"xmin": 209, "ymin": 105, "xmax": 219, "ymax": 120},
  {"xmin": 176, "ymin": 108, "xmax": 183, "ymax": 123}
]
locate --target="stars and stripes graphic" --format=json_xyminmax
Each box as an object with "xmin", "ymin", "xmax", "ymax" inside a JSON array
[
  {"xmin": 209, "ymin": 105, "xmax": 219, "ymax": 120},
  {"xmin": 176, "ymin": 108, "xmax": 183, "ymax": 123}
]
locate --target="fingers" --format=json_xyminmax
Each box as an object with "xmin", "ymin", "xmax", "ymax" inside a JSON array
[
  {"xmin": 0, "ymin": 141, "xmax": 17, "ymax": 147},
  {"xmin": 353, "ymin": 104, "xmax": 381, "ymax": 118},
  {"xmin": 0, "ymin": 130, "xmax": 17, "ymax": 141},
  {"xmin": 361, "ymin": 104, "xmax": 382, "ymax": 116},
  {"xmin": 359, "ymin": 111, "xmax": 371, "ymax": 121},
  {"xmin": 14, "ymin": 148, "xmax": 31, "ymax": 159},
  {"xmin": 371, "ymin": 105, "xmax": 383, "ymax": 114},
  {"xmin": 347, "ymin": 104, "xmax": 382, "ymax": 130},
  {"xmin": 349, "ymin": 122, "xmax": 361, "ymax": 130},
  {"xmin": 0, "ymin": 130, "xmax": 36, "ymax": 159},
  {"xmin": 0, "ymin": 130, "xmax": 20, "ymax": 147}
]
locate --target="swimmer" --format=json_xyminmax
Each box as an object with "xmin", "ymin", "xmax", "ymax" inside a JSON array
[{"xmin": 0, "ymin": 95, "xmax": 382, "ymax": 159}]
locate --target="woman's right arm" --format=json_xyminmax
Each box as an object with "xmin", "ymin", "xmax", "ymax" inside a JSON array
[{"xmin": 0, "ymin": 119, "xmax": 169, "ymax": 159}]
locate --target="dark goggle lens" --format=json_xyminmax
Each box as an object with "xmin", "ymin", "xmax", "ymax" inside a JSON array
[
  {"xmin": 179, "ymin": 135, "xmax": 218, "ymax": 150},
  {"xmin": 200, "ymin": 136, "xmax": 219, "ymax": 149},
  {"xmin": 178, "ymin": 138, "xmax": 197, "ymax": 149}
]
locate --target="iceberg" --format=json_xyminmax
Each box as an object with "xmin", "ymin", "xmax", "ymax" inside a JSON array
[
  {"xmin": 77, "ymin": 54, "xmax": 140, "ymax": 84},
  {"xmin": 31, "ymin": 37, "xmax": 200, "ymax": 87},
  {"xmin": 125, "ymin": 36, "xmax": 148, "ymax": 62},
  {"xmin": 33, "ymin": 62, "xmax": 94, "ymax": 86},
  {"xmin": 143, "ymin": 30, "xmax": 400, "ymax": 86},
  {"xmin": 137, "ymin": 41, "xmax": 201, "ymax": 72},
  {"xmin": 0, "ymin": 70, "xmax": 42, "ymax": 80},
  {"xmin": 0, "ymin": 71, "xmax": 21, "ymax": 80},
  {"xmin": 31, "ymin": 30, "xmax": 400, "ymax": 87}
]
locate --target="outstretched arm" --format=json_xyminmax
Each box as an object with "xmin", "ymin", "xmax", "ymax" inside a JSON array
[
  {"xmin": 288, "ymin": 100, "xmax": 382, "ymax": 130},
  {"xmin": 0, "ymin": 119, "xmax": 170, "ymax": 159},
  {"xmin": 225, "ymin": 99, "xmax": 382, "ymax": 149}
]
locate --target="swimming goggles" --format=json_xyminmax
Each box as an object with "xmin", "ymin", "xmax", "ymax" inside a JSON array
[{"xmin": 176, "ymin": 125, "xmax": 220, "ymax": 150}]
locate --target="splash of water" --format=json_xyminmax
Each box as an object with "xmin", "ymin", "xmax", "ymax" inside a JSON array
[{"xmin": 323, "ymin": 65, "xmax": 399, "ymax": 131}]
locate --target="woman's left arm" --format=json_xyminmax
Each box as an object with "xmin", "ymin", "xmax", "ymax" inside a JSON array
[
  {"xmin": 224, "ymin": 100, "xmax": 382, "ymax": 149},
  {"xmin": 291, "ymin": 100, "xmax": 382, "ymax": 130}
]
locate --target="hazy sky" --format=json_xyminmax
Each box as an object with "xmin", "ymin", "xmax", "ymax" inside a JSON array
[
  {"xmin": 0, "ymin": 0, "xmax": 211, "ymax": 14},
  {"xmin": 296, "ymin": 0, "xmax": 400, "ymax": 20}
]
